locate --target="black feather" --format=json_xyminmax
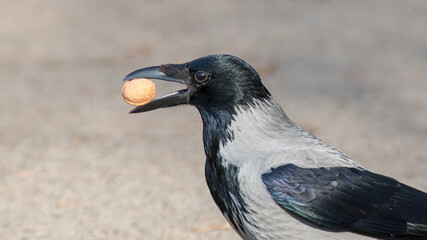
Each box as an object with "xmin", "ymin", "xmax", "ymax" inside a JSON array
[{"xmin": 262, "ymin": 164, "xmax": 427, "ymax": 239}]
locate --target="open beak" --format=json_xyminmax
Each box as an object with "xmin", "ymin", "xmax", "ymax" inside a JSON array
[{"xmin": 123, "ymin": 65, "xmax": 190, "ymax": 113}]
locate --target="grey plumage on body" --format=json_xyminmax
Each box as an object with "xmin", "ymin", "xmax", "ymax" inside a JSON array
[{"xmin": 124, "ymin": 54, "xmax": 427, "ymax": 240}]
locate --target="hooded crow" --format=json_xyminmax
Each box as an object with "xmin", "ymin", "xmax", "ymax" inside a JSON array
[{"xmin": 124, "ymin": 54, "xmax": 427, "ymax": 240}]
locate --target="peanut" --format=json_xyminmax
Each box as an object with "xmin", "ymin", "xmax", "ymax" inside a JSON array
[{"xmin": 122, "ymin": 78, "xmax": 156, "ymax": 106}]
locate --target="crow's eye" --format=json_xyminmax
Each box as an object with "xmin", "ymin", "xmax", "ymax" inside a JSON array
[{"xmin": 195, "ymin": 71, "xmax": 209, "ymax": 82}]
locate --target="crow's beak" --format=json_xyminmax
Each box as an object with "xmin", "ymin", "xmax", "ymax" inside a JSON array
[{"xmin": 123, "ymin": 65, "xmax": 190, "ymax": 113}]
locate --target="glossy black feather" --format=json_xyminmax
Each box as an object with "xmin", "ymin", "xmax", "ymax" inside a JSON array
[{"xmin": 262, "ymin": 164, "xmax": 427, "ymax": 239}]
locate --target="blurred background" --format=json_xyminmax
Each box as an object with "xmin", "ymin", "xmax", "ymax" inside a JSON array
[{"xmin": 0, "ymin": 0, "xmax": 426, "ymax": 239}]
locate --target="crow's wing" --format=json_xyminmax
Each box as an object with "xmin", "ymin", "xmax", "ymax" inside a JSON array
[{"xmin": 262, "ymin": 164, "xmax": 427, "ymax": 239}]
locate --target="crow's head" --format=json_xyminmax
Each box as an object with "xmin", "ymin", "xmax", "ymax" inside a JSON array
[{"xmin": 124, "ymin": 54, "xmax": 270, "ymax": 113}]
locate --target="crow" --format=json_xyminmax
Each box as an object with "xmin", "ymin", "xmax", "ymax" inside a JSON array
[{"xmin": 124, "ymin": 54, "xmax": 427, "ymax": 240}]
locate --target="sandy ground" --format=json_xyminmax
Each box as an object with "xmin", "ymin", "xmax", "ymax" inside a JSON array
[{"xmin": 0, "ymin": 1, "xmax": 426, "ymax": 239}]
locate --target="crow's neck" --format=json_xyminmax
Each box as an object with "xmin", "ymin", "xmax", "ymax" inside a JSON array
[
  {"xmin": 198, "ymin": 97, "xmax": 293, "ymax": 163},
  {"xmin": 199, "ymin": 106, "xmax": 236, "ymax": 161}
]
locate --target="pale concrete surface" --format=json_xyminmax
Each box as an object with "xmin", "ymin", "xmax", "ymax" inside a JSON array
[{"xmin": 0, "ymin": 1, "xmax": 426, "ymax": 239}]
